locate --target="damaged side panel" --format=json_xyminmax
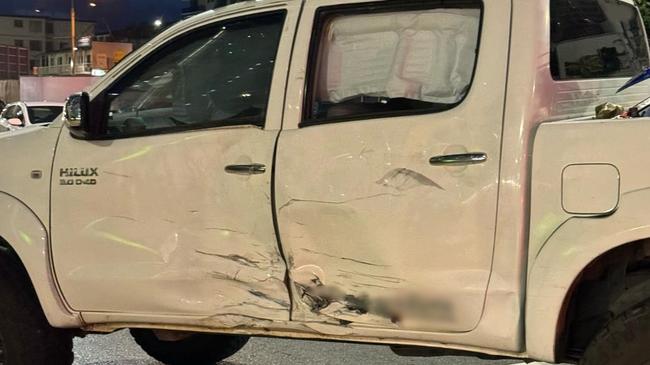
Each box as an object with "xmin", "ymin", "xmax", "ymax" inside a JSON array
[
  {"xmin": 275, "ymin": 116, "xmax": 502, "ymax": 333},
  {"xmin": 274, "ymin": 0, "xmax": 509, "ymax": 336},
  {"xmin": 51, "ymin": 128, "xmax": 290, "ymax": 323}
]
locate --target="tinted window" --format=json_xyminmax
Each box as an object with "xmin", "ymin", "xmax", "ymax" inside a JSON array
[
  {"xmin": 105, "ymin": 12, "xmax": 285, "ymax": 137},
  {"xmin": 304, "ymin": 1, "xmax": 482, "ymax": 125},
  {"xmin": 551, "ymin": 0, "xmax": 649, "ymax": 80},
  {"xmin": 28, "ymin": 106, "xmax": 63, "ymax": 124}
]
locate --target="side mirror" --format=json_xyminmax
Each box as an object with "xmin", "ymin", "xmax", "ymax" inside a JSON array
[
  {"xmin": 64, "ymin": 91, "xmax": 107, "ymax": 139},
  {"xmin": 7, "ymin": 118, "xmax": 23, "ymax": 127},
  {"xmin": 63, "ymin": 93, "xmax": 84, "ymax": 128}
]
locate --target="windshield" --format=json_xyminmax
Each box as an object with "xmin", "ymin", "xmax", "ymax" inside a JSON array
[{"xmin": 27, "ymin": 106, "xmax": 63, "ymax": 124}]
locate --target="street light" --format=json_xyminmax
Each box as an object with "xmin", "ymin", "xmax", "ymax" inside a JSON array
[
  {"xmin": 70, "ymin": 0, "xmax": 77, "ymax": 74},
  {"xmin": 153, "ymin": 18, "xmax": 163, "ymax": 28},
  {"xmin": 70, "ymin": 1, "xmax": 98, "ymax": 74}
]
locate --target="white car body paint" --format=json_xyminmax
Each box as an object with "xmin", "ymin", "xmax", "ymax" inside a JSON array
[{"xmin": 0, "ymin": 0, "xmax": 647, "ymax": 363}]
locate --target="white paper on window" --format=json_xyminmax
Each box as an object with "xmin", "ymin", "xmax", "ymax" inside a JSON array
[{"xmin": 320, "ymin": 9, "xmax": 480, "ymax": 104}]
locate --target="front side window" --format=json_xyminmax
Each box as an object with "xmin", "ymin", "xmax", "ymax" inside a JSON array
[
  {"xmin": 105, "ymin": 12, "xmax": 285, "ymax": 137},
  {"xmin": 305, "ymin": 1, "xmax": 482, "ymax": 124},
  {"xmin": 551, "ymin": 0, "xmax": 650, "ymax": 80}
]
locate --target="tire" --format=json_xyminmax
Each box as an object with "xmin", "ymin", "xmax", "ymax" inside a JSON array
[
  {"xmin": 580, "ymin": 300, "xmax": 650, "ymax": 365},
  {"xmin": 0, "ymin": 256, "xmax": 73, "ymax": 365},
  {"xmin": 130, "ymin": 329, "xmax": 249, "ymax": 365}
]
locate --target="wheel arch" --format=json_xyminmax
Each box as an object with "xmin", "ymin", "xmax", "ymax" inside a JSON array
[
  {"xmin": 0, "ymin": 191, "xmax": 81, "ymax": 328},
  {"xmin": 526, "ymin": 192, "xmax": 650, "ymax": 362}
]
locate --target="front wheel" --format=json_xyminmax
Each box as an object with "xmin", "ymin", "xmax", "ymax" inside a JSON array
[
  {"xmin": 0, "ymin": 256, "xmax": 73, "ymax": 365},
  {"xmin": 580, "ymin": 300, "xmax": 650, "ymax": 365},
  {"xmin": 130, "ymin": 329, "xmax": 249, "ymax": 365}
]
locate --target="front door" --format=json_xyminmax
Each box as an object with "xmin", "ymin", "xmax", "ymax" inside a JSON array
[
  {"xmin": 51, "ymin": 9, "xmax": 296, "ymax": 322},
  {"xmin": 276, "ymin": 0, "xmax": 510, "ymax": 333}
]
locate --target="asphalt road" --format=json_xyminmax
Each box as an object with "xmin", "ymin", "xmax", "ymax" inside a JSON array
[{"xmin": 73, "ymin": 330, "xmax": 529, "ymax": 365}]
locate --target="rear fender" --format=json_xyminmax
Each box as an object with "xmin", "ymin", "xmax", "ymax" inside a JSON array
[{"xmin": 527, "ymin": 119, "xmax": 650, "ymax": 361}]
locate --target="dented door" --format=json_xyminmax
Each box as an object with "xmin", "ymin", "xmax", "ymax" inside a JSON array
[
  {"xmin": 50, "ymin": 6, "xmax": 298, "ymax": 324},
  {"xmin": 276, "ymin": 0, "xmax": 510, "ymax": 333}
]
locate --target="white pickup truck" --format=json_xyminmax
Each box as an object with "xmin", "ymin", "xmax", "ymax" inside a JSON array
[{"xmin": 1, "ymin": 0, "xmax": 649, "ymax": 364}]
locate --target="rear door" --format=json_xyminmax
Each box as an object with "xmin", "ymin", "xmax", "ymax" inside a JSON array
[{"xmin": 276, "ymin": 0, "xmax": 510, "ymax": 333}]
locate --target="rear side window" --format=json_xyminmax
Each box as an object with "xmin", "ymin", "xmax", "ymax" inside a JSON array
[
  {"xmin": 303, "ymin": 0, "xmax": 482, "ymax": 125},
  {"xmin": 551, "ymin": 0, "xmax": 649, "ymax": 80}
]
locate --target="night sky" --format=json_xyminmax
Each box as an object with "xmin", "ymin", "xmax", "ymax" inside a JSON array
[{"xmin": 2, "ymin": 0, "xmax": 187, "ymax": 31}]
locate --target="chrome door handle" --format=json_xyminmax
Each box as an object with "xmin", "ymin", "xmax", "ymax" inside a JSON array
[
  {"xmin": 429, "ymin": 153, "xmax": 488, "ymax": 166},
  {"xmin": 225, "ymin": 163, "xmax": 266, "ymax": 175}
]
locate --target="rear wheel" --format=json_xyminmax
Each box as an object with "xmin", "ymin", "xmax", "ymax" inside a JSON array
[
  {"xmin": 580, "ymin": 300, "xmax": 650, "ymax": 365},
  {"xmin": 131, "ymin": 329, "xmax": 249, "ymax": 365}
]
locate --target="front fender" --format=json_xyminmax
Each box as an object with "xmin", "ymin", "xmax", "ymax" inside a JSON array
[{"xmin": 0, "ymin": 192, "xmax": 81, "ymax": 328}]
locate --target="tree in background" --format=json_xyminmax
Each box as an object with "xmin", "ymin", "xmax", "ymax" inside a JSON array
[{"xmin": 637, "ymin": 0, "xmax": 650, "ymax": 32}]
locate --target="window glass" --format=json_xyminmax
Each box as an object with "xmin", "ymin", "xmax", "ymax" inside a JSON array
[
  {"xmin": 105, "ymin": 12, "xmax": 285, "ymax": 137},
  {"xmin": 29, "ymin": 20, "xmax": 43, "ymax": 33},
  {"xmin": 306, "ymin": 2, "xmax": 481, "ymax": 123},
  {"xmin": 29, "ymin": 40, "xmax": 43, "ymax": 52},
  {"xmin": 551, "ymin": 0, "xmax": 650, "ymax": 80},
  {"xmin": 14, "ymin": 20, "xmax": 23, "ymax": 28},
  {"xmin": 28, "ymin": 106, "xmax": 63, "ymax": 124}
]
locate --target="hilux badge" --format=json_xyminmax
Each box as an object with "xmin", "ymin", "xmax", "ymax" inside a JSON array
[{"xmin": 59, "ymin": 168, "xmax": 99, "ymax": 186}]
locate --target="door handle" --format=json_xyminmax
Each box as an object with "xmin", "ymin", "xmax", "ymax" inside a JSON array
[
  {"xmin": 225, "ymin": 163, "xmax": 267, "ymax": 175},
  {"xmin": 429, "ymin": 153, "xmax": 488, "ymax": 166}
]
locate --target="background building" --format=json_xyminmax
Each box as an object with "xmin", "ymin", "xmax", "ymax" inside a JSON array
[
  {"xmin": 37, "ymin": 41, "xmax": 132, "ymax": 76},
  {"xmin": 0, "ymin": 45, "xmax": 29, "ymax": 80},
  {"xmin": 0, "ymin": 14, "xmax": 95, "ymax": 70}
]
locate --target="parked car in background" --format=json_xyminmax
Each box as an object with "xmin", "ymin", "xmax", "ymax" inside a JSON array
[{"xmin": 0, "ymin": 101, "xmax": 64, "ymax": 132}]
